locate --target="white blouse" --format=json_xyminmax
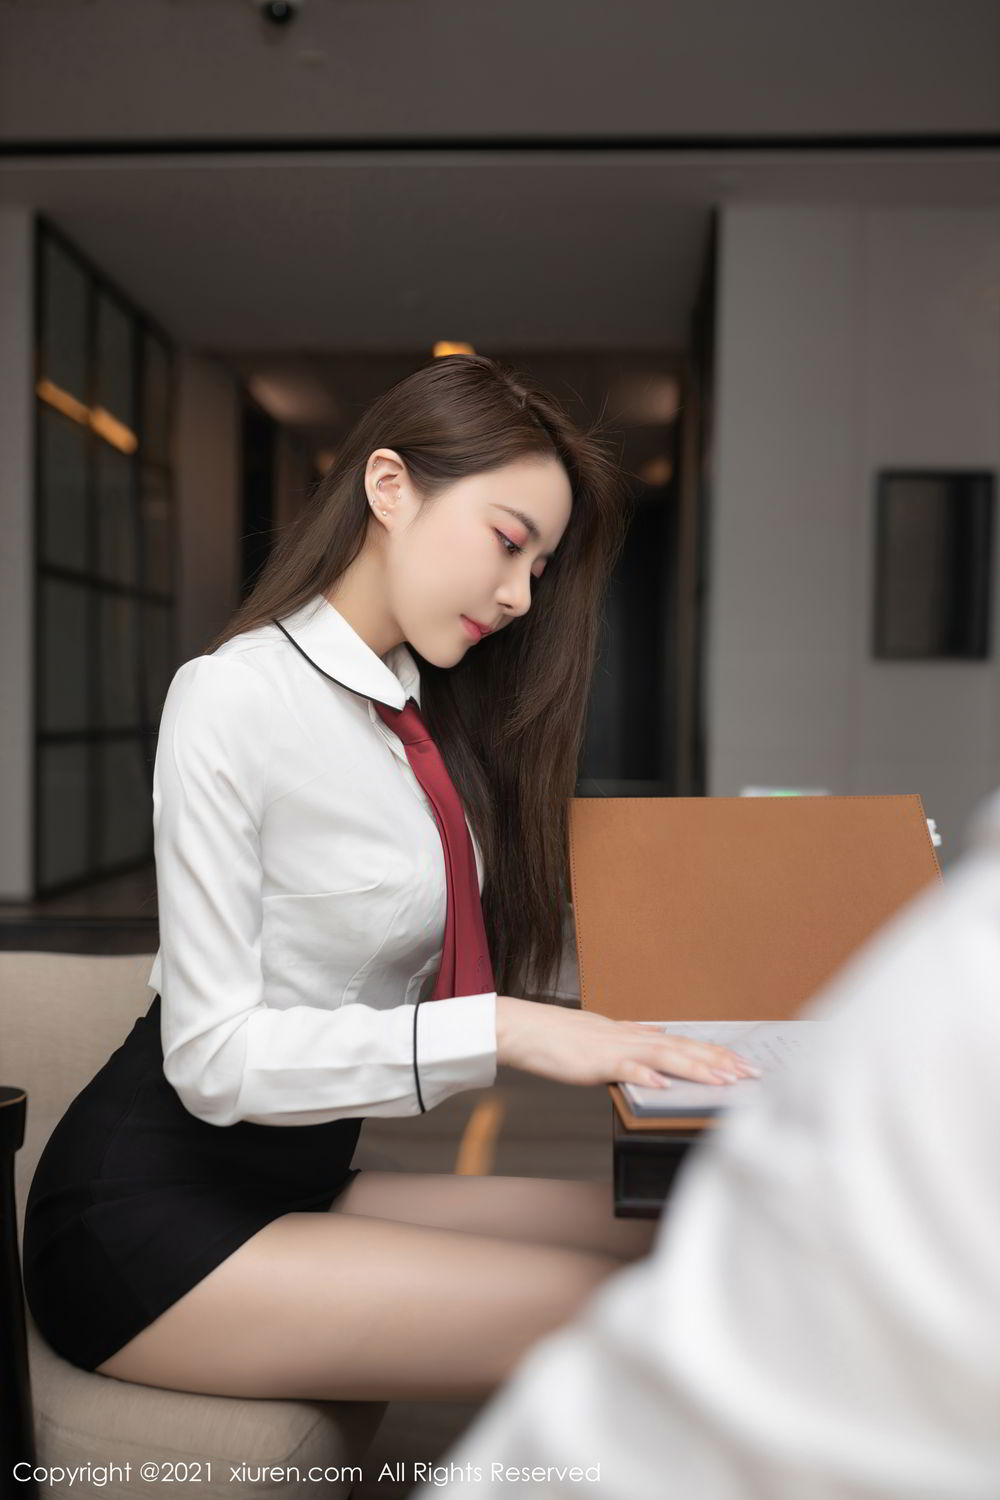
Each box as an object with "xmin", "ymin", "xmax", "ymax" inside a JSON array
[{"xmin": 147, "ymin": 592, "xmax": 497, "ymax": 1128}]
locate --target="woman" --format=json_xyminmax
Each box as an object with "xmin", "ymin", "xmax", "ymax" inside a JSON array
[{"xmin": 23, "ymin": 354, "xmax": 754, "ymax": 1403}]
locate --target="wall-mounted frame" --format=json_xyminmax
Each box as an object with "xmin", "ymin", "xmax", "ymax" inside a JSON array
[{"xmin": 873, "ymin": 468, "xmax": 995, "ymax": 661}]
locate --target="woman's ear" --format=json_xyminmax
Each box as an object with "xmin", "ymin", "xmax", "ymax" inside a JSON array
[
  {"xmin": 367, "ymin": 444, "xmax": 410, "ymax": 510},
  {"xmin": 365, "ymin": 448, "xmax": 410, "ymax": 518}
]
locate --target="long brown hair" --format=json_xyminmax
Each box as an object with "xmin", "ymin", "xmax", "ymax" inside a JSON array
[{"xmin": 205, "ymin": 354, "xmax": 632, "ymax": 1000}]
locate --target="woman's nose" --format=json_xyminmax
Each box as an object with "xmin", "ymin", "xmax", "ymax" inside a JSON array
[{"xmin": 496, "ymin": 575, "xmax": 532, "ymax": 618}]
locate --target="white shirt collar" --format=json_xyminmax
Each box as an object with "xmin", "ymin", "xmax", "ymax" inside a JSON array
[{"xmin": 273, "ymin": 592, "xmax": 421, "ymax": 711}]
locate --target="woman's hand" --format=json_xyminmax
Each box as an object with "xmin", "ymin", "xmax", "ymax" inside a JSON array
[{"xmin": 494, "ymin": 995, "xmax": 761, "ymax": 1090}]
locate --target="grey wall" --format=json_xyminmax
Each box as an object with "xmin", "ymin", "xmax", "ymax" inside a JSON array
[
  {"xmin": 0, "ymin": 208, "xmax": 35, "ymax": 900},
  {"xmin": 708, "ymin": 203, "xmax": 1000, "ymax": 860}
]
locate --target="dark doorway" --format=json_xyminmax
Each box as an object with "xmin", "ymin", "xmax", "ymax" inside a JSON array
[{"xmin": 240, "ymin": 397, "xmax": 278, "ymax": 598}]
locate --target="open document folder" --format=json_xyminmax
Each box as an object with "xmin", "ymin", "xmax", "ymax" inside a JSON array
[
  {"xmin": 622, "ymin": 1020, "xmax": 824, "ymax": 1117},
  {"xmin": 567, "ymin": 794, "xmax": 941, "ymax": 1126}
]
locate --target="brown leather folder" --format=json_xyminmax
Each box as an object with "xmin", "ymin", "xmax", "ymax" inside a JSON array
[{"xmin": 567, "ymin": 794, "xmax": 942, "ymax": 1130}]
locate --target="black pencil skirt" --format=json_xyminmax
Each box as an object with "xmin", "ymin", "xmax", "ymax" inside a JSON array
[{"xmin": 22, "ymin": 993, "xmax": 363, "ymax": 1373}]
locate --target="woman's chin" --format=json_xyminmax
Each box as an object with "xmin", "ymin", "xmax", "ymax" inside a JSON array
[{"xmin": 409, "ymin": 622, "xmax": 471, "ymax": 668}]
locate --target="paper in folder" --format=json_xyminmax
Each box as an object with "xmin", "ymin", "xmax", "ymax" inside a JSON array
[{"xmin": 620, "ymin": 1020, "xmax": 824, "ymax": 1117}]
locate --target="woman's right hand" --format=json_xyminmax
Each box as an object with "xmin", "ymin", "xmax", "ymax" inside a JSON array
[{"xmin": 494, "ymin": 994, "xmax": 760, "ymax": 1091}]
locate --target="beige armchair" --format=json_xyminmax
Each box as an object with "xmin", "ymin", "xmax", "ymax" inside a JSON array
[{"xmin": 0, "ymin": 949, "xmax": 385, "ymax": 1500}]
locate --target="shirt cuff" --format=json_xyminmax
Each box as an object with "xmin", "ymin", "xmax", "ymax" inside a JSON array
[{"xmin": 414, "ymin": 991, "xmax": 498, "ymax": 1111}]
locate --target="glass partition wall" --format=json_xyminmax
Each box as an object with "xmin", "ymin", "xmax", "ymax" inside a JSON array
[{"xmin": 33, "ymin": 219, "xmax": 176, "ymax": 895}]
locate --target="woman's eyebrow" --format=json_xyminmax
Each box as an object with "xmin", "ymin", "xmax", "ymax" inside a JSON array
[{"xmin": 494, "ymin": 505, "xmax": 553, "ymax": 561}]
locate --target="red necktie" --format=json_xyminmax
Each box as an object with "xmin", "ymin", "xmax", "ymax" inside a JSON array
[{"xmin": 373, "ymin": 696, "xmax": 495, "ymax": 1000}]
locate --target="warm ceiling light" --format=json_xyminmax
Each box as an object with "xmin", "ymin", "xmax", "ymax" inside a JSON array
[
  {"xmin": 37, "ymin": 379, "xmax": 138, "ymax": 453},
  {"xmin": 638, "ymin": 455, "xmax": 673, "ymax": 488},
  {"xmin": 36, "ymin": 378, "xmax": 89, "ymax": 426},
  {"xmin": 89, "ymin": 407, "xmax": 139, "ymax": 454},
  {"xmin": 432, "ymin": 341, "xmax": 476, "ymax": 357},
  {"xmin": 248, "ymin": 372, "xmax": 341, "ymax": 426},
  {"xmin": 610, "ymin": 373, "xmax": 681, "ymax": 425}
]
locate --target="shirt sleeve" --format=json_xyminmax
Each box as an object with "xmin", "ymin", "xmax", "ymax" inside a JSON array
[{"xmin": 152, "ymin": 653, "xmax": 497, "ymax": 1128}]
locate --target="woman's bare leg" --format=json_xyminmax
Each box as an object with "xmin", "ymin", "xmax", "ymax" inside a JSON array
[
  {"xmin": 330, "ymin": 1170, "xmax": 658, "ymax": 1262},
  {"xmin": 94, "ymin": 1210, "xmax": 624, "ymax": 1402}
]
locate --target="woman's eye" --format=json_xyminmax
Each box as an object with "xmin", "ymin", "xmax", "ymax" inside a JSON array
[{"xmin": 495, "ymin": 530, "xmax": 523, "ymax": 556}]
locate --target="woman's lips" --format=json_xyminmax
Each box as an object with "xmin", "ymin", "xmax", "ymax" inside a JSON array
[{"xmin": 460, "ymin": 615, "xmax": 485, "ymax": 641}]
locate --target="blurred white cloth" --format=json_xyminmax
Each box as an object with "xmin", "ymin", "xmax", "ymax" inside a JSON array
[{"xmin": 419, "ymin": 790, "xmax": 1000, "ymax": 1499}]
